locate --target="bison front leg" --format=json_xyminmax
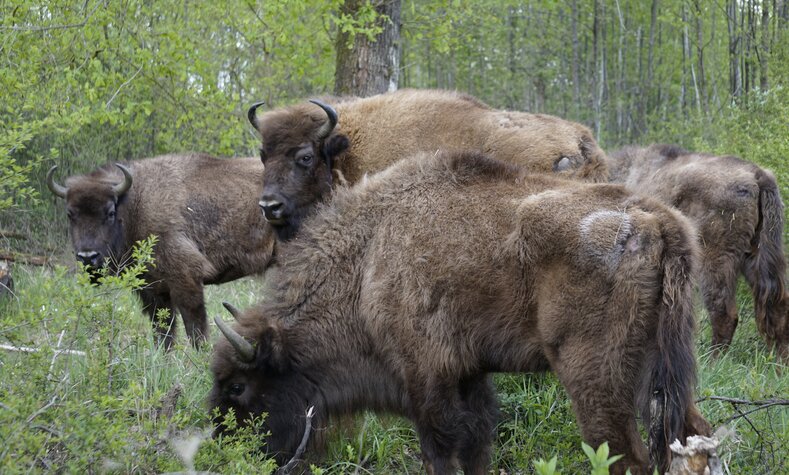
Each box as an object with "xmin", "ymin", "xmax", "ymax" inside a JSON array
[
  {"xmin": 410, "ymin": 376, "xmax": 496, "ymax": 475},
  {"xmin": 170, "ymin": 281, "xmax": 208, "ymax": 348},
  {"xmin": 456, "ymin": 374, "xmax": 498, "ymax": 475},
  {"xmin": 699, "ymin": 256, "xmax": 740, "ymax": 353},
  {"xmin": 139, "ymin": 288, "xmax": 176, "ymax": 350}
]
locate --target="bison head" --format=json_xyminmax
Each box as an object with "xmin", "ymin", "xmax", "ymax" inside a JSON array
[
  {"xmin": 210, "ymin": 303, "xmax": 316, "ymax": 464},
  {"xmin": 249, "ymin": 100, "xmax": 350, "ymax": 241},
  {"xmin": 47, "ymin": 164, "xmax": 132, "ymax": 275}
]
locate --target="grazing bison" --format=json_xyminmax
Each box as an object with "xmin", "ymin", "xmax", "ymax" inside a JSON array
[
  {"xmin": 609, "ymin": 145, "xmax": 788, "ymax": 359},
  {"xmin": 249, "ymin": 88, "xmax": 609, "ymax": 239},
  {"xmin": 47, "ymin": 153, "xmax": 274, "ymax": 349},
  {"xmin": 210, "ymin": 151, "xmax": 710, "ymax": 474}
]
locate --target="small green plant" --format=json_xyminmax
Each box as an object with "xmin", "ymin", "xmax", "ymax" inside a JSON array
[
  {"xmin": 582, "ymin": 442, "xmax": 624, "ymax": 475},
  {"xmin": 533, "ymin": 455, "xmax": 560, "ymax": 475}
]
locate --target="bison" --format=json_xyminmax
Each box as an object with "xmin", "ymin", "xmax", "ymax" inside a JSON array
[
  {"xmin": 609, "ymin": 144, "xmax": 788, "ymax": 360},
  {"xmin": 249, "ymin": 88, "xmax": 610, "ymax": 239},
  {"xmin": 47, "ymin": 153, "xmax": 275, "ymax": 349},
  {"xmin": 210, "ymin": 150, "xmax": 710, "ymax": 474}
]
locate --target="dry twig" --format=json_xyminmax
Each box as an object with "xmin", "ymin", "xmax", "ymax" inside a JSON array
[{"xmin": 276, "ymin": 406, "xmax": 316, "ymax": 475}]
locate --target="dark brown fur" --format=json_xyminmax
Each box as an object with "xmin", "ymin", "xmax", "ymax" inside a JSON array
[
  {"xmin": 210, "ymin": 151, "xmax": 709, "ymax": 474},
  {"xmin": 254, "ymin": 88, "xmax": 610, "ymax": 238},
  {"xmin": 52, "ymin": 153, "xmax": 274, "ymax": 348},
  {"xmin": 609, "ymin": 145, "xmax": 788, "ymax": 359}
]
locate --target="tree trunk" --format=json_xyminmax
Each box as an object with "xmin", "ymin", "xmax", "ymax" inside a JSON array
[
  {"xmin": 727, "ymin": 0, "xmax": 741, "ymax": 99},
  {"xmin": 760, "ymin": 0, "xmax": 769, "ymax": 90},
  {"xmin": 334, "ymin": 0, "xmax": 402, "ymax": 97},
  {"xmin": 571, "ymin": 0, "xmax": 581, "ymax": 112}
]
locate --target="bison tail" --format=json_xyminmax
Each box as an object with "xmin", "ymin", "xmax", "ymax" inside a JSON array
[
  {"xmin": 744, "ymin": 170, "xmax": 788, "ymax": 353},
  {"xmin": 639, "ymin": 212, "xmax": 709, "ymax": 472}
]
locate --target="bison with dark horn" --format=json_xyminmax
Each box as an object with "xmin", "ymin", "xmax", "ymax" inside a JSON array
[{"xmin": 47, "ymin": 153, "xmax": 274, "ymax": 349}]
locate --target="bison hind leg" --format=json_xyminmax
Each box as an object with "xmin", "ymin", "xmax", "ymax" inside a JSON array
[{"xmin": 699, "ymin": 257, "xmax": 740, "ymax": 354}]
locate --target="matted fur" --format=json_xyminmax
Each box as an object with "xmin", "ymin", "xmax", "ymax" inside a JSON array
[
  {"xmin": 609, "ymin": 145, "xmax": 788, "ymax": 359},
  {"xmin": 254, "ymin": 88, "xmax": 609, "ymax": 238},
  {"xmin": 52, "ymin": 154, "xmax": 274, "ymax": 348},
  {"xmin": 210, "ymin": 151, "xmax": 709, "ymax": 474}
]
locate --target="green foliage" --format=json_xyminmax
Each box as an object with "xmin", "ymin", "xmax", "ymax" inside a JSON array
[
  {"xmin": 335, "ymin": 0, "xmax": 385, "ymax": 48},
  {"xmin": 0, "ymin": 238, "xmax": 280, "ymax": 472},
  {"xmin": 533, "ymin": 455, "xmax": 560, "ymax": 475},
  {"xmin": 582, "ymin": 442, "xmax": 623, "ymax": 475}
]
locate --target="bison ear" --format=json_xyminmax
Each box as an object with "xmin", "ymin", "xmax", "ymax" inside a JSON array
[
  {"xmin": 256, "ymin": 322, "xmax": 287, "ymax": 373},
  {"xmin": 323, "ymin": 134, "xmax": 350, "ymax": 163}
]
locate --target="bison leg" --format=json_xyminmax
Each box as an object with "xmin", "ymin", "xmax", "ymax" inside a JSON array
[
  {"xmin": 699, "ymin": 257, "xmax": 740, "ymax": 353},
  {"xmin": 410, "ymin": 381, "xmax": 465, "ymax": 474},
  {"xmin": 139, "ymin": 289, "xmax": 176, "ymax": 350},
  {"xmin": 410, "ymin": 375, "xmax": 497, "ymax": 475},
  {"xmin": 170, "ymin": 281, "xmax": 208, "ymax": 348},
  {"xmin": 456, "ymin": 374, "xmax": 498, "ymax": 475},
  {"xmin": 741, "ymin": 256, "xmax": 789, "ymax": 358},
  {"xmin": 550, "ymin": 347, "xmax": 649, "ymax": 474}
]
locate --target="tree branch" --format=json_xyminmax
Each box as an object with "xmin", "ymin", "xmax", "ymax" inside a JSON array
[
  {"xmin": 276, "ymin": 406, "xmax": 315, "ymax": 475},
  {"xmin": 0, "ymin": 0, "xmax": 105, "ymax": 32}
]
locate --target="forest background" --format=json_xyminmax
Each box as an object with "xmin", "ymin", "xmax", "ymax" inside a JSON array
[{"xmin": 0, "ymin": 1, "xmax": 788, "ymax": 474}]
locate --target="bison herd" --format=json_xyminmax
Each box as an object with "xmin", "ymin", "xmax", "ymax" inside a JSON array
[{"xmin": 47, "ymin": 88, "xmax": 786, "ymax": 474}]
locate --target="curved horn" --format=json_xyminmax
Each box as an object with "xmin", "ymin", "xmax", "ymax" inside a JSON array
[
  {"xmin": 309, "ymin": 99, "xmax": 338, "ymax": 140},
  {"xmin": 112, "ymin": 164, "xmax": 133, "ymax": 196},
  {"xmin": 214, "ymin": 315, "xmax": 255, "ymax": 363},
  {"xmin": 222, "ymin": 302, "xmax": 242, "ymax": 321},
  {"xmin": 46, "ymin": 166, "xmax": 68, "ymax": 199},
  {"xmin": 247, "ymin": 101, "xmax": 265, "ymax": 129}
]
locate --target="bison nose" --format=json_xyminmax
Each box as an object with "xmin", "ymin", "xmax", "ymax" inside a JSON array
[
  {"xmin": 76, "ymin": 251, "xmax": 100, "ymax": 267},
  {"xmin": 259, "ymin": 199, "xmax": 286, "ymax": 224}
]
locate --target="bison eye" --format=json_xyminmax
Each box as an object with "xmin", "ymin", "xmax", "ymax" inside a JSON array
[
  {"xmin": 228, "ymin": 383, "xmax": 245, "ymax": 396},
  {"xmin": 298, "ymin": 154, "xmax": 314, "ymax": 167}
]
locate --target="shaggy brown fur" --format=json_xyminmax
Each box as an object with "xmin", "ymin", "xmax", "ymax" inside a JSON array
[
  {"xmin": 253, "ymin": 88, "xmax": 609, "ymax": 238},
  {"xmin": 609, "ymin": 145, "xmax": 788, "ymax": 359},
  {"xmin": 49, "ymin": 153, "xmax": 274, "ymax": 348},
  {"xmin": 210, "ymin": 151, "xmax": 709, "ymax": 474}
]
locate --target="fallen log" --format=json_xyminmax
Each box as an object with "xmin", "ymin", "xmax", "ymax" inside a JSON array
[
  {"xmin": 0, "ymin": 251, "xmax": 49, "ymax": 266},
  {"xmin": 0, "ymin": 230, "xmax": 28, "ymax": 240}
]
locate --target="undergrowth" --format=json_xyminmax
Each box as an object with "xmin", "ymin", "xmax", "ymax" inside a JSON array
[{"xmin": 0, "ymin": 246, "xmax": 787, "ymax": 474}]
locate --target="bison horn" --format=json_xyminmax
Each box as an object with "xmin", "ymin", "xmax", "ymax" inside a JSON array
[
  {"xmin": 112, "ymin": 164, "xmax": 133, "ymax": 196},
  {"xmin": 46, "ymin": 166, "xmax": 68, "ymax": 199},
  {"xmin": 222, "ymin": 302, "xmax": 242, "ymax": 321},
  {"xmin": 309, "ymin": 99, "xmax": 338, "ymax": 140},
  {"xmin": 214, "ymin": 315, "xmax": 255, "ymax": 363},
  {"xmin": 247, "ymin": 101, "xmax": 265, "ymax": 129}
]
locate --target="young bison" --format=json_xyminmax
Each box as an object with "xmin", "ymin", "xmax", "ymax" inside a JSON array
[
  {"xmin": 249, "ymin": 88, "xmax": 610, "ymax": 239},
  {"xmin": 609, "ymin": 144, "xmax": 788, "ymax": 359},
  {"xmin": 210, "ymin": 151, "xmax": 710, "ymax": 474},
  {"xmin": 47, "ymin": 153, "xmax": 274, "ymax": 349}
]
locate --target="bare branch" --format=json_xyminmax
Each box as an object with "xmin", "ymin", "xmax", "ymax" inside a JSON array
[
  {"xmin": 276, "ymin": 406, "xmax": 316, "ymax": 475},
  {"xmin": 106, "ymin": 65, "xmax": 143, "ymax": 108},
  {"xmin": 0, "ymin": 343, "xmax": 86, "ymax": 356},
  {"xmin": 26, "ymin": 396, "xmax": 58, "ymax": 423}
]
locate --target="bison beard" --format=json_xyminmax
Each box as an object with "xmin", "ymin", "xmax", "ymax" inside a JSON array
[{"xmin": 210, "ymin": 151, "xmax": 711, "ymax": 474}]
